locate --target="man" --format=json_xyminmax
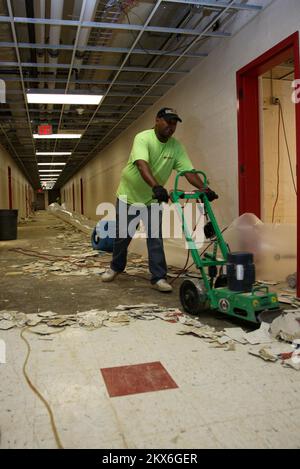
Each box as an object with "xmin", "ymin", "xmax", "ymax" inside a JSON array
[{"xmin": 102, "ymin": 107, "xmax": 217, "ymax": 292}]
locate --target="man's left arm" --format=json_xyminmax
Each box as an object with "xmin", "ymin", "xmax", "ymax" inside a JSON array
[
  {"xmin": 184, "ymin": 172, "xmax": 206, "ymax": 191},
  {"xmin": 174, "ymin": 142, "xmax": 218, "ymax": 200},
  {"xmin": 184, "ymin": 172, "xmax": 218, "ymax": 201}
]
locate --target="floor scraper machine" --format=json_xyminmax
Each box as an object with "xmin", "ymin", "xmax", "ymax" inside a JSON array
[{"xmin": 170, "ymin": 170, "xmax": 280, "ymax": 324}]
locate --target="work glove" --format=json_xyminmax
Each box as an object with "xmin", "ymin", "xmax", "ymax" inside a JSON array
[
  {"xmin": 152, "ymin": 185, "xmax": 169, "ymax": 203},
  {"xmin": 200, "ymin": 187, "xmax": 218, "ymax": 202}
]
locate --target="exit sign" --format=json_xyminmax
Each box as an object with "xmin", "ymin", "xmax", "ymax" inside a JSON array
[{"xmin": 38, "ymin": 124, "xmax": 52, "ymax": 135}]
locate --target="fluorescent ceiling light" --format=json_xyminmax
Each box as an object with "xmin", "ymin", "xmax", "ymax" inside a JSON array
[
  {"xmin": 27, "ymin": 93, "xmax": 103, "ymax": 105},
  {"xmin": 33, "ymin": 134, "xmax": 81, "ymax": 139},
  {"xmin": 36, "ymin": 152, "xmax": 72, "ymax": 156},
  {"xmin": 38, "ymin": 163, "xmax": 66, "ymax": 166},
  {"xmin": 39, "ymin": 169, "xmax": 62, "ymax": 172}
]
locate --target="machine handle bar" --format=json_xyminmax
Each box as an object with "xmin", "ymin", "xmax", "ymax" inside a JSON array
[{"xmin": 174, "ymin": 170, "xmax": 207, "ymax": 194}]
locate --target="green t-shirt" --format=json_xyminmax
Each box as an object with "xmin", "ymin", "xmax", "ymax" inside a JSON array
[{"xmin": 117, "ymin": 129, "xmax": 194, "ymax": 205}]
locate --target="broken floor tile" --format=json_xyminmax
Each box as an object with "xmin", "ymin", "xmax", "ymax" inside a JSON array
[
  {"xmin": 107, "ymin": 312, "xmax": 131, "ymax": 325},
  {"xmin": 5, "ymin": 272, "xmax": 23, "ymax": 276},
  {"xmin": 0, "ymin": 319, "xmax": 15, "ymax": 330},
  {"xmin": 37, "ymin": 311, "xmax": 57, "ymax": 318},
  {"xmin": 0, "ymin": 311, "xmax": 18, "ymax": 320},
  {"xmin": 248, "ymin": 346, "xmax": 278, "ymax": 362},
  {"xmin": 178, "ymin": 316, "xmax": 203, "ymax": 327},
  {"xmin": 217, "ymin": 336, "xmax": 232, "ymax": 345},
  {"xmin": 243, "ymin": 322, "xmax": 274, "ymax": 345},
  {"xmin": 282, "ymin": 356, "xmax": 300, "ymax": 371},
  {"xmin": 262, "ymin": 342, "xmax": 295, "ymax": 356},
  {"xmin": 224, "ymin": 341, "xmax": 236, "ymax": 352},
  {"xmin": 46, "ymin": 318, "xmax": 70, "ymax": 327},
  {"xmin": 88, "ymin": 268, "xmax": 106, "ymax": 275},
  {"xmin": 256, "ymin": 280, "xmax": 279, "ymax": 286},
  {"xmin": 26, "ymin": 314, "xmax": 43, "ymax": 326},
  {"xmin": 14, "ymin": 313, "xmax": 27, "ymax": 327},
  {"xmin": 77, "ymin": 310, "xmax": 109, "ymax": 329},
  {"xmin": 155, "ymin": 310, "xmax": 184, "ymax": 323},
  {"xmin": 223, "ymin": 327, "xmax": 248, "ymax": 344},
  {"xmin": 116, "ymin": 304, "xmax": 158, "ymax": 310},
  {"xmin": 27, "ymin": 324, "xmax": 63, "ymax": 335},
  {"xmin": 71, "ymin": 251, "xmax": 99, "ymax": 259},
  {"xmin": 177, "ymin": 325, "xmax": 221, "ymax": 340}
]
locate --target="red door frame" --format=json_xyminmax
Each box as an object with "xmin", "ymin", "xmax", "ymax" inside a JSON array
[
  {"xmin": 237, "ymin": 31, "xmax": 300, "ymax": 294},
  {"xmin": 7, "ymin": 166, "xmax": 12, "ymax": 209},
  {"xmin": 80, "ymin": 178, "xmax": 84, "ymax": 215}
]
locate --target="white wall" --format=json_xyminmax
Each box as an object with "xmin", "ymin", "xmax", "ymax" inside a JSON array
[
  {"xmin": 62, "ymin": 0, "xmax": 300, "ymax": 230},
  {"xmin": 0, "ymin": 144, "xmax": 34, "ymax": 219}
]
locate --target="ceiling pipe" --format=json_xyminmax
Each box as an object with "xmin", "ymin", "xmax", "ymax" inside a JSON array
[
  {"xmin": 34, "ymin": 0, "xmax": 45, "ymax": 89},
  {"xmin": 63, "ymin": 0, "xmax": 98, "ymax": 115},
  {"xmin": 34, "ymin": 0, "xmax": 45, "ymax": 118},
  {"xmin": 47, "ymin": 0, "xmax": 64, "ymax": 112},
  {"xmin": 25, "ymin": 0, "xmax": 37, "ymax": 79}
]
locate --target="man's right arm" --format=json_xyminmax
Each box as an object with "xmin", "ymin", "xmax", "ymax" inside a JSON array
[
  {"xmin": 135, "ymin": 160, "xmax": 169, "ymax": 203},
  {"xmin": 135, "ymin": 159, "xmax": 159, "ymax": 188}
]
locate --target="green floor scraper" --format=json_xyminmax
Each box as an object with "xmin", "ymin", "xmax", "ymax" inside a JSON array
[{"xmin": 170, "ymin": 170, "xmax": 279, "ymax": 324}]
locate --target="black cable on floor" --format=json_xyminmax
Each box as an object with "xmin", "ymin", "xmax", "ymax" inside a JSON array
[{"xmin": 20, "ymin": 327, "xmax": 64, "ymax": 450}]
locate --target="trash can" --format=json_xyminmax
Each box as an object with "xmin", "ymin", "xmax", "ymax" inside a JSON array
[{"xmin": 0, "ymin": 209, "xmax": 18, "ymax": 240}]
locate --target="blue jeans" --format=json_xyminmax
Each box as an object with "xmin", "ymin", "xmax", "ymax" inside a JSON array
[{"xmin": 111, "ymin": 199, "xmax": 167, "ymax": 283}]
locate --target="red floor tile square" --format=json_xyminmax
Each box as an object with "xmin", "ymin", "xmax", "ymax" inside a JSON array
[{"xmin": 100, "ymin": 361, "xmax": 178, "ymax": 397}]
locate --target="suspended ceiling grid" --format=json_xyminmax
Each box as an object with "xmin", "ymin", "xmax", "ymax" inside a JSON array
[{"xmin": 0, "ymin": 0, "xmax": 272, "ymax": 189}]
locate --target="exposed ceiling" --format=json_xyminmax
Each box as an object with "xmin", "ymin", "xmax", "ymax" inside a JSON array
[
  {"xmin": 263, "ymin": 58, "xmax": 295, "ymax": 82},
  {"xmin": 0, "ymin": 0, "xmax": 271, "ymax": 189}
]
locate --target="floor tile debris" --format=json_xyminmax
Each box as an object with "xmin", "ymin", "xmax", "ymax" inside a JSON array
[{"xmin": 1, "ymin": 212, "xmax": 300, "ymax": 449}]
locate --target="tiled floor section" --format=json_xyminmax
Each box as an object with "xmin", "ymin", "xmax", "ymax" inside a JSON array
[
  {"xmin": 1, "ymin": 319, "xmax": 300, "ymax": 448},
  {"xmin": 101, "ymin": 362, "xmax": 178, "ymax": 397}
]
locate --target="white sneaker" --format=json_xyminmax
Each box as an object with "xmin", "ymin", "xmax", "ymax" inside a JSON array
[
  {"xmin": 154, "ymin": 279, "xmax": 173, "ymax": 292},
  {"xmin": 101, "ymin": 268, "xmax": 119, "ymax": 282}
]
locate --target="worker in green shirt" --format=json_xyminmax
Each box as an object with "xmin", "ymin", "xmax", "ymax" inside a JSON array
[{"xmin": 102, "ymin": 107, "xmax": 218, "ymax": 292}]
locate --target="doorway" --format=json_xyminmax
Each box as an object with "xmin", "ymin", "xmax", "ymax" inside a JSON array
[
  {"xmin": 35, "ymin": 192, "xmax": 45, "ymax": 210},
  {"xmin": 236, "ymin": 32, "xmax": 300, "ymax": 294},
  {"xmin": 48, "ymin": 189, "xmax": 61, "ymax": 205},
  {"xmin": 80, "ymin": 178, "xmax": 84, "ymax": 215},
  {"xmin": 7, "ymin": 166, "xmax": 12, "ymax": 209},
  {"xmin": 72, "ymin": 183, "xmax": 75, "ymax": 212},
  {"xmin": 260, "ymin": 59, "xmax": 296, "ymax": 224}
]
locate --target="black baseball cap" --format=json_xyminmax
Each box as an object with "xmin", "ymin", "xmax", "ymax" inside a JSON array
[{"xmin": 156, "ymin": 107, "xmax": 182, "ymax": 122}]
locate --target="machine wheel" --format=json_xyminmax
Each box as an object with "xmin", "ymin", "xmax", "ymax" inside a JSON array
[
  {"xmin": 91, "ymin": 227, "xmax": 101, "ymax": 250},
  {"xmin": 180, "ymin": 279, "xmax": 210, "ymax": 315}
]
